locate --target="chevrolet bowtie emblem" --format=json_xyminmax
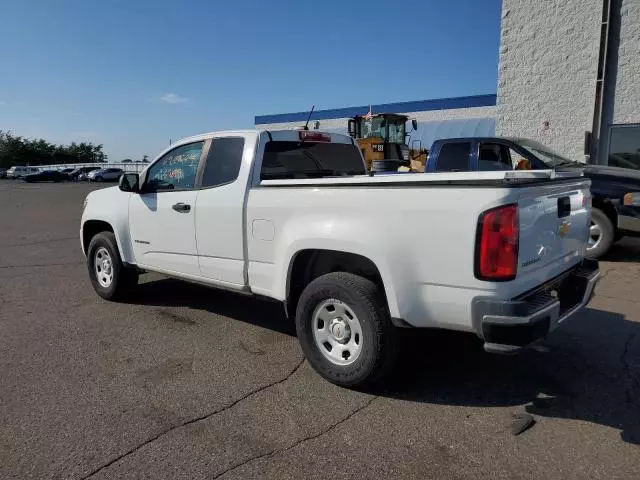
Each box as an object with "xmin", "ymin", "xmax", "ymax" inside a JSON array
[{"xmin": 558, "ymin": 221, "xmax": 571, "ymax": 237}]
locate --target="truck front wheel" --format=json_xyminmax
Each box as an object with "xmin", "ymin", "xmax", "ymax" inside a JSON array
[
  {"xmin": 295, "ymin": 272, "xmax": 397, "ymax": 388},
  {"xmin": 87, "ymin": 232, "xmax": 138, "ymax": 300}
]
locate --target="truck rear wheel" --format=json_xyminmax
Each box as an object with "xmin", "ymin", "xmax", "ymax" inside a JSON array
[
  {"xmin": 295, "ymin": 272, "xmax": 397, "ymax": 388},
  {"xmin": 87, "ymin": 232, "xmax": 138, "ymax": 300}
]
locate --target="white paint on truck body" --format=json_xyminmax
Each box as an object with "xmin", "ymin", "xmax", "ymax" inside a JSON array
[
  {"xmin": 81, "ymin": 129, "xmax": 592, "ymax": 335},
  {"xmin": 246, "ymin": 177, "xmax": 590, "ymax": 330}
]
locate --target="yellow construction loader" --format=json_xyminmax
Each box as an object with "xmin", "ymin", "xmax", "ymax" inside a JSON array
[{"xmin": 347, "ymin": 113, "xmax": 428, "ymax": 172}]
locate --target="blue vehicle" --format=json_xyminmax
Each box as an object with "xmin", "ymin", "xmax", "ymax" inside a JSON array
[{"xmin": 425, "ymin": 136, "xmax": 640, "ymax": 259}]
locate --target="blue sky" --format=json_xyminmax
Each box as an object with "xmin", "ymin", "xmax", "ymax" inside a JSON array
[{"xmin": 0, "ymin": 0, "xmax": 501, "ymax": 161}]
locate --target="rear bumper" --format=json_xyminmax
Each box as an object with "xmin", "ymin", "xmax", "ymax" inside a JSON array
[{"xmin": 474, "ymin": 259, "xmax": 600, "ymax": 354}]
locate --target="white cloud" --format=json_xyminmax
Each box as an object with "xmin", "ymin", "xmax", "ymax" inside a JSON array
[{"xmin": 159, "ymin": 93, "xmax": 190, "ymax": 104}]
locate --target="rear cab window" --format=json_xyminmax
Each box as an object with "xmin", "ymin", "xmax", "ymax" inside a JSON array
[{"xmin": 260, "ymin": 135, "xmax": 366, "ymax": 180}]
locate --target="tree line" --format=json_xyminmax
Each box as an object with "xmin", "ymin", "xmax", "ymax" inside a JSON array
[{"xmin": 0, "ymin": 130, "xmax": 107, "ymax": 169}]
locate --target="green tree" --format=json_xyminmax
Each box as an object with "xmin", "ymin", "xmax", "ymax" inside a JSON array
[{"xmin": 0, "ymin": 130, "xmax": 108, "ymax": 169}]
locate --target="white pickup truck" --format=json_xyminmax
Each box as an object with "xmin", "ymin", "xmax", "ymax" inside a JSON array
[{"xmin": 81, "ymin": 129, "xmax": 600, "ymax": 387}]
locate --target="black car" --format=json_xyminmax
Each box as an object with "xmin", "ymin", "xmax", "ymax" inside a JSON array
[
  {"xmin": 23, "ymin": 170, "xmax": 68, "ymax": 183},
  {"xmin": 428, "ymin": 137, "xmax": 640, "ymax": 258},
  {"xmin": 579, "ymin": 164, "xmax": 640, "ymax": 257}
]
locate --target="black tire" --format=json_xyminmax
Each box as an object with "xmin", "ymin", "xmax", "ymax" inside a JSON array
[
  {"xmin": 95, "ymin": 176, "xmax": 103, "ymax": 182},
  {"xmin": 587, "ymin": 208, "xmax": 615, "ymax": 259},
  {"xmin": 87, "ymin": 232, "xmax": 138, "ymax": 300},
  {"xmin": 295, "ymin": 272, "xmax": 397, "ymax": 388}
]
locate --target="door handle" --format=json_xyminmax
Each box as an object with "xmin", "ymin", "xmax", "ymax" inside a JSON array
[{"xmin": 172, "ymin": 202, "xmax": 191, "ymax": 213}]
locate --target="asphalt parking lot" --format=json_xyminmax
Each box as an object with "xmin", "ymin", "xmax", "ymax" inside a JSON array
[{"xmin": 1, "ymin": 179, "xmax": 639, "ymax": 479}]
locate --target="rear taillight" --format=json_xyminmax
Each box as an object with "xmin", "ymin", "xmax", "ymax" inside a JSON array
[
  {"xmin": 298, "ymin": 131, "xmax": 331, "ymax": 143},
  {"xmin": 475, "ymin": 204, "xmax": 519, "ymax": 281}
]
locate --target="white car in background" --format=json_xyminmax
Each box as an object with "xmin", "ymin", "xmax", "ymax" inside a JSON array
[
  {"xmin": 87, "ymin": 168, "xmax": 124, "ymax": 182},
  {"xmin": 7, "ymin": 166, "xmax": 40, "ymax": 179}
]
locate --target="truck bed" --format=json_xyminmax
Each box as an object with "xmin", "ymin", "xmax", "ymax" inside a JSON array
[{"xmin": 247, "ymin": 173, "xmax": 591, "ymax": 333}]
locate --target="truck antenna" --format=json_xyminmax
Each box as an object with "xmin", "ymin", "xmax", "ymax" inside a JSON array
[{"xmin": 303, "ymin": 105, "xmax": 315, "ymax": 131}]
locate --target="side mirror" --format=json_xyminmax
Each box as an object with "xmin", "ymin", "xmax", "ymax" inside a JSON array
[
  {"xmin": 119, "ymin": 173, "xmax": 139, "ymax": 192},
  {"xmin": 347, "ymin": 119, "xmax": 356, "ymax": 138},
  {"xmin": 411, "ymin": 119, "xmax": 418, "ymax": 131},
  {"xmin": 143, "ymin": 178, "xmax": 175, "ymax": 192}
]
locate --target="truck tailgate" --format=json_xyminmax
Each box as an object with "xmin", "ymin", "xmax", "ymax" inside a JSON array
[{"xmin": 516, "ymin": 179, "xmax": 591, "ymax": 285}]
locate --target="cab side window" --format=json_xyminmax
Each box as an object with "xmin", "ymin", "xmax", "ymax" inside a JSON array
[
  {"xmin": 201, "ymin": 137, "xmax": 245, "ymax": 188},
  {"xmin": 145, "ymin": 142, "xmax": 204, "ymax": 191}
]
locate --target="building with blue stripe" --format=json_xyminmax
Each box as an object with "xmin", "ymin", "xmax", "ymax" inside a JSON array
[{"xmin": 254, "ymin": 94, "xmax": 497, "ymax": 152}]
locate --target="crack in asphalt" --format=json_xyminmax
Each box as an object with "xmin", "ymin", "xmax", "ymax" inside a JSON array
[
  {"xmin": 213, "ymin": 395, "xmax": 378, "ymax": 479},
  {"xmin": 79, "ymin": 357, "xmax": 305, "ymax": 480},
  {"xmin": 620, "ymin": 333, "xmax": 640, "ymax": 409},
  {"xmin": 0, "ymin": 261, "xmax": 84, "ymax": 269}
]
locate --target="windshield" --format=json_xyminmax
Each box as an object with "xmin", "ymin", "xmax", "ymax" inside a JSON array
[
  {"xmin": 515, "ymin": 139, "xmax": 578, "ymax": 167},
  {"xmin": 359, "ymin": 117, "xmax": 385, "ymax": 139},
  {"xmin": 359, "ymin": 116, "xmax": 407, "ymax": 143},
  {"xmin": 387, "ymin": 120, "xmax": 406, "ymax": 143}
]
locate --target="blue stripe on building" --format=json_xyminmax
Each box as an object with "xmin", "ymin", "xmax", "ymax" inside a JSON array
[{"xmin": 254, "ymin": 94, "xmax": 497, "ymax": 125}]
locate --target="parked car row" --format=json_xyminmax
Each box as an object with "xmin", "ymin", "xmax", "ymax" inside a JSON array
[{"xmin": 1, "ymin": 165, "xmax": 125, "ymax": 183}]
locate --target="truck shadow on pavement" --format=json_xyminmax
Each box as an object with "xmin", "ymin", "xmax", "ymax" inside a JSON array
[
  {"xmin": 604, "ymin": 238, "xmax": 640, "ymax": 262},
  {"xmin": 128, "ymin": 277, "xmax": 296, "ymax": 336},
  {"xmin": 127, "ymin": 278, "xmax": 639, "ymax": 445},
  {"xmin": 383, "ymin": 307, "xmax": 640, "ymax": 445}
]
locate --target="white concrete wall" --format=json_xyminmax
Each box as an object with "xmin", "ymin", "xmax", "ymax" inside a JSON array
[
  {"xmin": 496, "ymin": 0, "xmax": 603, "ymax": 161},
  {"xmin": 255, "ymin": 106, "xmax": 497, "ymax": 132},
  {"xmin": 612, "ymin": 0, "xmax": 640, "ymax": 124}
]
